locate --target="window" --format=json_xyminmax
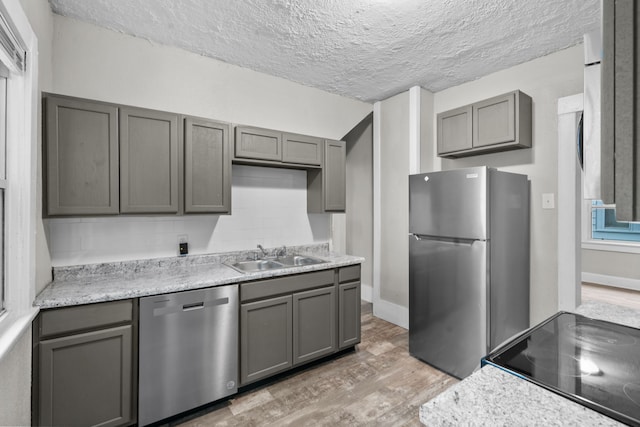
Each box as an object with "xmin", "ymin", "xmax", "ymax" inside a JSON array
[
  {"xmin": 0, "ymin": 0, "xmax": 37, "ymax": 359},
  {"xmin": 591, "ymin": 200, "xmax": 640, "ymax": 243}
]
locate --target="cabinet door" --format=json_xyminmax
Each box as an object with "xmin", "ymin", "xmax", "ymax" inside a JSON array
[
  {"xmin": 120, "ymin": 107, "xmax": 179, "ymax": 213},
  {"xmin": 437, "ymin": 105, "xmax": 472, "ymax": 154},
  {"xmin": 39, "ymin": 325, "xmax": 133, "ymax": 427},
  {"xmin": 472, "ymin": 92, "xmax": 515, "ymax": 148},
  {"xmin": 323, "ymin": 140, "xmax": 346, "ymax": 212},
  {"xmin": 282, "ymin": 133, "xmax": 323, "ymax": 166},
  {"xmin": 235, "ymin": 126, "xmax": 282, "ymax": 161},
  {"xmin": 338, "ymin": 282, "xmax": 361, "ymax": 349},
  {"xmin": 240, "ymin": 295, "xmax": 292, "ymax": 385},
  {"xmin": 602, "ymin": 0, "xmax": 640, "ymax": 221},
  {"xmin": 184, "ymin": 117, "xmax": 231, "ymax": 213},
  {"xmin": 293, "ymin": 286, "xmax": 336, "ymax": 365},
  {"xmin": 45, "ymin": 96, "xmax": 119, "ymax": 215}
]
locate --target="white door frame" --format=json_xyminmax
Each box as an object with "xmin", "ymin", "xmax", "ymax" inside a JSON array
[{"xmin": 557, "ymin": 93, "xmax": 583, "ymax": 311}]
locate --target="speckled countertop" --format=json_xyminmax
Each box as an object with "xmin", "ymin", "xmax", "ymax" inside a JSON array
[
  {"xmin": 35, "ymin": 244, "xmax": 364, "ymax": 309},
  {"xmin": 420, "ymin": 300, "xmax": 640, "ymax": 426}
]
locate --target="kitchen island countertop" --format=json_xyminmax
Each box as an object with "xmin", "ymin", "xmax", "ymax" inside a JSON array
[
  {"xmin": 419, "ymin": 301, "xmax": 640, "ymax": 426},
  {"xmin": 35, "ymin": 244, "xmax": 364, "ymax": 309}
]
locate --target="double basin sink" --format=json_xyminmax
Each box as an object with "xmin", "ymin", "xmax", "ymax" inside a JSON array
[{"xmin": 228, "ymin": 255, "xmax": 327, "ymax": 273}]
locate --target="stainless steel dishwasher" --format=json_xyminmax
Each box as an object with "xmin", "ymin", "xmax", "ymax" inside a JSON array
[{"xmin": 138, "ymin": 285, "xmax": 238, "ymax": 426}]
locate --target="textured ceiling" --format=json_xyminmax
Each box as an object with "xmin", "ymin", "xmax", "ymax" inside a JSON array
[{"xmin": 48, "ymin": 0, "xmax": 600, "ymax": 102}]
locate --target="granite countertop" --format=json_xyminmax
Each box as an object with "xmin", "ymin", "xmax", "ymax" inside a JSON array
[
  {"xmin": 420, "ymin": 300, "xmax": 640, "ymax": 426},
  {"xmin": 35, "ymin": 244, "xmax": 364, "ymax": 309}
]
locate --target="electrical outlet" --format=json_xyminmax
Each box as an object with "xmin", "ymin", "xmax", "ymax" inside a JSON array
[
  {"xmin": 542, "ymin": 193, "xmax": 555, "ymax": 210},
  {"xmin": 179, "ymin": 242, "xmax": 189, "ymax": 256}
]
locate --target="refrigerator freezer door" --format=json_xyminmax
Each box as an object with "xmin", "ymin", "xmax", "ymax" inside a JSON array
[
  {"xmin": 409, "ymin": 167, "xmax": 488, "ymax": 240},
  {"xmin": 409, "ymin": 235, "xmax": 488, "ymax": 379}
]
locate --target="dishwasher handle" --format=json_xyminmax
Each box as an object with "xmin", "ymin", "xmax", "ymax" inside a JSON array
[{"xmin": 153, "ymin": 297, "xmax": 230, "ymax": 317}]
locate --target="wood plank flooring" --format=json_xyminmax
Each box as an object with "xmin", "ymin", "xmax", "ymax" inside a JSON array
[
  {"xmin": 582, "ymin": 282, "xmax": 640, "ymax": 310},
  {"xmin": 172, "ymin": 303, "xmax": 457, "ymax": 427}
]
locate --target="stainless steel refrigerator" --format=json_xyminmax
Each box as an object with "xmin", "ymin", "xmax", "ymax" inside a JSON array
[{"xmin": 408, "ymin": 166, "xmax": 529, "ymax": 379}]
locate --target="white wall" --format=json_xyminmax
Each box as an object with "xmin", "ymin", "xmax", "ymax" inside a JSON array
[
  {"xmin": 378, "ymin": 91, "xmax": 410, "ymax": 309},
  {"xmin": 431, "ymin": 45, "xmax": 584, "ymax": 324},
  {"xmin": 45, "ymin": 15, "xmax": 371, "ymax": 267},
  {"xmin": 48, "ymin": 165, "xmax": 330, "ymax": 265},
  {"xmin": 582, "ymin": 249, "xmax": 640, "ymax": 281},
  {"xmin": 344, "ymin": 114, "xmax": 373, "ymax": 301},
  {"xmin": 420, "ymin": 88, "xmax": 435, "ymax": 173}
]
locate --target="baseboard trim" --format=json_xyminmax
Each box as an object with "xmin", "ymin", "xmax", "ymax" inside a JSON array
[
  {"xmin": 373, "ymin": 298, "xmax": 408, "ymax": 329},
  {"xmin": 582, "ymin": 272, "xmax": 640, "ymax": 292},
  {"xmin": 361, "ymin": 284, "xmax": 373, "ymax": 303}
]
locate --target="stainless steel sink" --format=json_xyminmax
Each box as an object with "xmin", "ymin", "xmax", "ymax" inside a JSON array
[
  {"xmin": 273, "ymin": 255, "xmax": 326, "ymax": 267},
  {"xmin": 228, "ymin": 260, "xmax": 284, "ymax": 272},
  {"xmin": 228, "ymin": 255, "xmax": 326, "ymax": 273}
]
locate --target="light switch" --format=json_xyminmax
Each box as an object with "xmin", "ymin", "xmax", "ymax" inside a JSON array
[{"xmin": 542, "ymin": 193, "xmax": 555, "ymax": 210}]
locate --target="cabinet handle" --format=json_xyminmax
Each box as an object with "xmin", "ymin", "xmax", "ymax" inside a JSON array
[{"xmin": 182, "ymin": 302, "xmax": 204, "ymax": 311}]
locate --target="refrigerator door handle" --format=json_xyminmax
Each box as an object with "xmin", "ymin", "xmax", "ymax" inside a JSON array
[{"xmin": 410, "ymin": 234, "xmax": 482, "ymax": 246}]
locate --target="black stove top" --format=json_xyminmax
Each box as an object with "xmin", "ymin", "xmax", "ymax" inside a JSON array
[{"xmin": 483, "ymin": 312, "xmax": 640, "ymax": 426}]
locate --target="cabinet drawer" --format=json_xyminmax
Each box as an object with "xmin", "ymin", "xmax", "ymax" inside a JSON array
[
  {"xmin": 241, "ymin": 270, "xmax": 335, "ymax": 302},
  {"xmin": 338, "ymin": 265, "xmax": 361, "ymax": 283},
  {"xmin": 40, "ymin": 300, "xmax": 133, "ymax": 338}
]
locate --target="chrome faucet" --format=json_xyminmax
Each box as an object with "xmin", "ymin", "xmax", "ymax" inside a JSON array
[{"xmin": 257, "ymin": 244, "xmax": 268, "ymax": 258}]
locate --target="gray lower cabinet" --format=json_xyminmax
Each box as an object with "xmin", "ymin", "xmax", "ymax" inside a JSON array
[
  {"xmin": 601, "ymin": 0, "xmax": 640, "ymax": 221},
  {"xmin": 338, "ymin": 265, "xmax": 361, "ymax": 349},
  {"xmin": 45, "ymin": 95, "xmax": 119, "ymax": 216},
  {"xmin": 184, "ymin": 117, "xmax": 231, "ymax": 213},
  {"xmin": 307, "ymin": 139, "xmax": 346, "ymax": 212},
  {"xmin": 338, "ymin": 282, "xmax": 361, "ymax": 349},
  {"xmin": 292, "ymin": 286, "xmax": 336, "ymax": 365},
  {"xmin": 240, "ymin": 295, "xmax": 293, "ymax": 385},
  {"xmin": 239, "ymin": 269, "xmax": 347, "ymax": 386},
  {"xmin": 120, "ymin": 107, "xmax": 180, "ymax": 213},
  {"xmin": 33, "ymin": 300, "xmax": 136, "ymax": 427},
  {"xmin": 437, "ymin": 90, "xmax": 532, "ymax": 158}
]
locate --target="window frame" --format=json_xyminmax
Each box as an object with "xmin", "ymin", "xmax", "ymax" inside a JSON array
[
  {"xmin": 0, "ymin": 0, "xmax": 38, "ymax": 362},
  {"xmin": 582, "ymin": 199, "xmax": 640, "ymax": 254}
]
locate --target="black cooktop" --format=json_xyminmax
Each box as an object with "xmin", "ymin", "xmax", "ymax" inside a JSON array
[{"xmin": 483, "ymin": 312, "xmax": 640, "ymax": 426}]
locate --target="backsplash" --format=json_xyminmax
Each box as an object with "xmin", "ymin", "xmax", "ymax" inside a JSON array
[{"xmin": 45, "ymin": 165, "xmax": 330, "ymax": 266}]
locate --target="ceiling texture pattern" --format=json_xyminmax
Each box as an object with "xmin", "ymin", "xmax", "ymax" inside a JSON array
[{"xmin": 48, "ymin": 0, "xmax": 600, "ymax": 102}]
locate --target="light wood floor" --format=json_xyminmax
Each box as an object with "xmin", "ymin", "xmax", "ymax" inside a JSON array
[
  {"xmin": 582, "ymin": 282, "xmax": 640, "ymax": 310},
  {"xmin": 172, "ymin": 303, "xmax": 457, "ymax": 427}
]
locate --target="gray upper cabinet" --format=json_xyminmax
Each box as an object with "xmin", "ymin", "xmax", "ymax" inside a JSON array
[
  {"xmin": 45, "ymin": 95, "xmax": 119, "ymax": 216},
  {"xmin": 234, "ymin": 126, "xmax": 282, "ymax": 162},
  {"xmin": 438, "ymin": 90, "xmax": 532, "ymax": 158},
  {"xmin": 308, "ymin": 139, "xmax": 346, "ymax": 213},
  {"xmin": 472, "ymin": 92, "xmax": 516, "ymax": 147},
  {"xmin": 282, "ymin": 133, "xmax": 323, "ymax": 166},
  {"xmin": 324, "ymin": 140, "xmax": 346, "ymax": 211},
  {"xmin": 34, "ymin": 300, "xmax": 136, "ymax": 427},
  {"xmin": 437, "ymin": 105, "xmax": 472, "ymax": 154},
  {"xmin": 601, "ymin": 0, "xmax": 640, "ymax": 221},
  {"xmin": 184, "ymin": 117, "xmax": 231, "ymax": 214},
  {"xmin": 120, "ymin": 107, "xmax": 180, "ymax": 214},
  {"xmin": 233, "ymin": 126, "xmax": 324, "ymax": 169}
]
